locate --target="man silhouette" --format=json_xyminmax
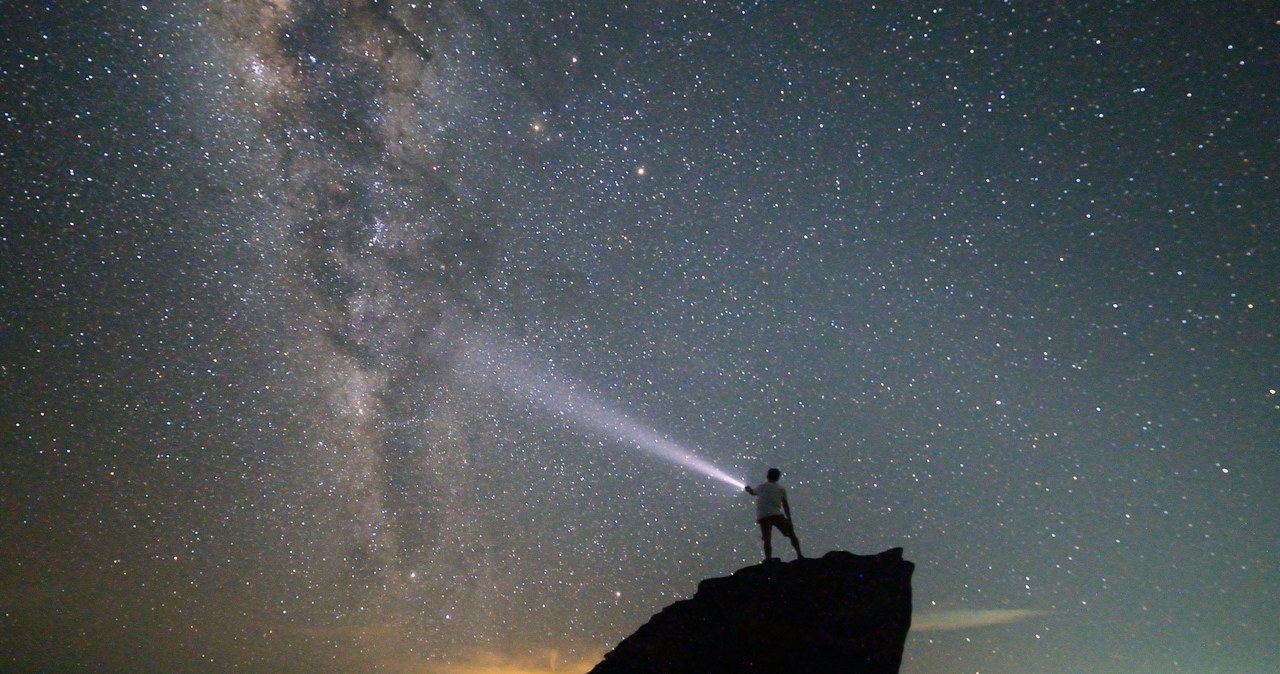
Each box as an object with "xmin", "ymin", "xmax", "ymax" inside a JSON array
[{"xmin": 745, "ymin": 468, "xmax": 804, "ymax": 561}]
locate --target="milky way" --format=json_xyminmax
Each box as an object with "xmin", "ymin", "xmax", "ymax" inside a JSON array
[
  {"xmin": 194, "ymin": 0, "xmax": 589, "ymax": 664},
  {"xmin": 4, "ymin": 2, "xmax": 1277, "ymax": 673}
]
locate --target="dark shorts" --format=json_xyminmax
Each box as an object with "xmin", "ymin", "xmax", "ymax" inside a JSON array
[{"xmin": 757, "ymin": 514, "xmax": 794, "ymax": 537}]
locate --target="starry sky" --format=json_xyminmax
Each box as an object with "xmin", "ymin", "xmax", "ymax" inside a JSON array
[{"xmin": 2, "ymin": 1, "xmax": 1277, "ymax": 673}]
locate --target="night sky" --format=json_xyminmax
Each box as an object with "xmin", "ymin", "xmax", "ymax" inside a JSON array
[{"xmin": 3, "ymin": 1, "xmax": 1277, "ymax": 673}]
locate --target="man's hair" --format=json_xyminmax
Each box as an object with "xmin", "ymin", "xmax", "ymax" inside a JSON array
[{"xmin": 767, "ymin": 468, "xmax": 781, "ymax": 482}]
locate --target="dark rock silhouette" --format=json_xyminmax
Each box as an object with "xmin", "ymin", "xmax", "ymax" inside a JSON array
[{"xmin": 589, "ymin": 549, "xmax": 913, "ymax": 674}]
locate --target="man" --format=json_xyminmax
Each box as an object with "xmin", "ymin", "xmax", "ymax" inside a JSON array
[{"xmin": 745, "ymin": 468, "xmax": 804, "ymax": 561}]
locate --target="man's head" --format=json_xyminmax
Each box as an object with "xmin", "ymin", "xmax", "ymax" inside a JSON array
[{"xmin": 767, "ymin": 467, "xmax": 781, "ymax": 482}]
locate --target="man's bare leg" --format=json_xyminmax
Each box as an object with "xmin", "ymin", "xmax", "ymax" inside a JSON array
[
  {"xmin": 776, "ymin": 517, "xmax": 803, "ymax": 559},
  {"xmin": 788, "ymin": 531, "xmax": 803, "ymax": 558}
]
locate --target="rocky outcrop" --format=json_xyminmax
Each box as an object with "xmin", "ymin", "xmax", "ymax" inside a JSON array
[{"xmin": 589, "ymin": 549, "xmax": 913, "ymax": 674}]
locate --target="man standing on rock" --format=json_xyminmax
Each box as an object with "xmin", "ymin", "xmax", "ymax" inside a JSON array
[{"xmin": 745, "ymin": 468, "xmax": 804, "ymax": 562}]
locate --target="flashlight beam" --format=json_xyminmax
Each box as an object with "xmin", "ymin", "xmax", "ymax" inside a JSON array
[{"xmin": 458, "ymin": 336, "xmax": 745, "ymax": 489}]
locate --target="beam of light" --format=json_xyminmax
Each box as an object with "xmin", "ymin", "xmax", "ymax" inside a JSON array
[
  {"xmin": 912, "ymin": 608, "xmax": 1050, "ymax": 631},
  {"xmin": 457, "ymin": 334, "xmax": 745, "ymax": 490}
]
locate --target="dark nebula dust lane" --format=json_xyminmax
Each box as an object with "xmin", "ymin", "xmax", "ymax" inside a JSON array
[{"xmin": 3, "ymin": 2, "xmax": 1277, "ymax": 673}]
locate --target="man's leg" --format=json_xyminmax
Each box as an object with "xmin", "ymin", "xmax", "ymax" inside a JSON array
[
  {"xmin": 778, "ymin": 518, "xmax": 804, "ymax": 559},
  {"xmin": 759, "ymin": 520, "xmax": 774, "ymax": 560}
]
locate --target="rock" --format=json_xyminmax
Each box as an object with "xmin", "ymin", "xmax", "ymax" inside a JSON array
[{"xmin": 589, "ymin": 549, "xmax": 913, "ymax": 674}]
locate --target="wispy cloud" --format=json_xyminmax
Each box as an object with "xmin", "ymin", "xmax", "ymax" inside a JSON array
[{"xmin": 913, "ymin": 609, "xmax": 1050, "ymax": 631}]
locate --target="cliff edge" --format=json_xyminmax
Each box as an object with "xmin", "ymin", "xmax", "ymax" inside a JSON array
[{"xmin": 589, "ymin": 548, "xmax": 913, "ymax": 674}]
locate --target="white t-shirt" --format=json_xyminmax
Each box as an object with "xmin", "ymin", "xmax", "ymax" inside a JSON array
[{"xmin": 754, "ymin": 481, "xmax": 787, "ymax": 520}]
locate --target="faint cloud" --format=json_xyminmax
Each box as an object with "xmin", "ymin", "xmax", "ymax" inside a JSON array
[{"xmin": 913, "ymin": 608, "xmax": 1050, "ymax": 631}]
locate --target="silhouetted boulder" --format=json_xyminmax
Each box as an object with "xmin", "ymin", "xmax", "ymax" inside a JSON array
[{"xmin": 589, "ymin": 549, "xmax": 913, "ymax": 674}]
